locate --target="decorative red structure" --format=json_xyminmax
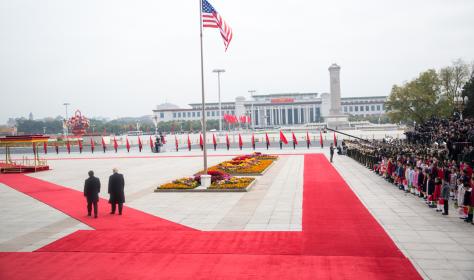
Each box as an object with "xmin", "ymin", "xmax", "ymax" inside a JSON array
[
  {"xmin": 67, "ymin": 110, "xmax": 90, "ymax": 136},
  {"xmin": 0, "ymin": 135, "xmax": 50, "ymax": 173}
]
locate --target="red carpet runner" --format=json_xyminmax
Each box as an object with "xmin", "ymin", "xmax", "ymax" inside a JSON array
[{"xmin": 0, "ymin": 154, "xmax": 422, "ymax": 279}]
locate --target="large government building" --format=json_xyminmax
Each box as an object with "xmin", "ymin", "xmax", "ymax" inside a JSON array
[{"xmin": 153, "ymin": 64, "xmax": 387, "ymax": 128}]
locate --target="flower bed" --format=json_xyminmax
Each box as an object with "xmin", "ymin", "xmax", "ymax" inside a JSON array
[
  {"xmin": 232, "ymin": 152, "xmax": 278, "ymax": 161},
  {"xmin": 158, "ymin": 177, "xmax": 199, "ymax": 189},
  {"xmin": 209, "ymin": 159, "xmax": 274, "ymax": 175},
  {"xmin": 209, "ymin": 177, "xmax": 255, "ymax": 190},
  {"xmin": 156, "ymin": 153, "xmax": 276, "ymax": 191},
  {"xmin": 205, "ymin": 153, "xmax": 278, "ymax": 175}
]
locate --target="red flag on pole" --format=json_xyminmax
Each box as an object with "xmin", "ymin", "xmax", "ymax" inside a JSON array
[
  {"xmin": 334, "ymin": 132, "xmax": 337, "ymax": 146},
  {"xmin": 251, "ymin": 133, "xmax": 255, "ymax": 150},
  {"xmin": 212, "ymin": 134, "xmax": 217, "ymax": 150},
  {"xmin": 187, "ymin": 134, "xmax": 191, "ymax": 151},
  {"xmin": 43, "ymin": 141, "xmax": 48, "ymax": 154},
  {"xmin": 279, "ymin": 131, "xmax": 288, "ymax": 145},
  {"xmin": 175, "ymin": 135, "xmax": 179, "ymax": 152},
  {"xmin": 126, "ymin": 137, "xmax": 130, "ymax": 152},
  {"xmin": 138, "ymin": 137, "xmax": 142, "ymax": 152},
  {"xmin": 102, "ymin": 137, "xmax": 107, "ymax": 153},
  {"xmin": 265, "ymin": 133, "xmax": 270, "ymax": 149},
  {"xmin": 292, "ymin": 132, "xmax": 298, "ymax": 145},
  {"xmin": 78, "ymin": 139, "xmax": 83, "ymax": 153},
  {"xmin": 199, "ymin": 133, "xmax": 204, "ymax": 151},
  {"xmin": 320, "ymin": 131, "xmax": 324, "ymax": 148},
  {"xmin": 90, "ymin": 138, "xmax": 95, "ymax": 153},
  {"xmin": 66, "ymin": 140, "xmax": 71, "ymax": 154},
  {"xmin": 149, "ymin": 136, "xmax": 154, "ymax": 152},
  {"xmin": 225, "ymin": 134, "xmax": 230, "ymax": 150},
  {"xmin": 306, "ymin": 131, "xmax": 311, "ymax": 149},
  {"xmin": 113, "ymin": 137, "xmax": 118, "ymax": 153},
  {"xmin": 238, "ymin": 133, "xmax": 243, "ymax": 150},
  {"xmin": 292, "ymin": 132, "xmax": 297, "ymax": 149}
]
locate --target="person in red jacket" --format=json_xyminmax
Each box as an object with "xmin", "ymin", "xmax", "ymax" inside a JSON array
[{"xmin": 470, "ymin": 177, "xmax": 474, "ymax": 224}]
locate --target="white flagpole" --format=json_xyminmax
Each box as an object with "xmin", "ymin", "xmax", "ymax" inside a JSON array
[{"xmin": 199, "ymin": 0, "xmax": 208, "ymax": 172}]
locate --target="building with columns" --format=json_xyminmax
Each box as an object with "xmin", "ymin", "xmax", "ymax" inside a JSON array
[
  {"xmin": 152, "ymin": 64, "xmax": 387, "ymax": 128},
  {"xmin": 153, "ymin": 93, "xmax": 386, "ymax": 127}
]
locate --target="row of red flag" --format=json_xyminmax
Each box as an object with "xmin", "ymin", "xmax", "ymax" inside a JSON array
[
  {"xmin": 39, "ymin": 136, "xmax": 164, "ymax": 154},
  {"xmin": 182, "ymin": 131, "xmax": 337, "ymax": 151},
  {"xmin": 223, "ymin": 114, "xmax": 251, "ymax": 124},
  {"xmin": 37, "ymin": 132, "xmax": 338, "ymax": 154}
]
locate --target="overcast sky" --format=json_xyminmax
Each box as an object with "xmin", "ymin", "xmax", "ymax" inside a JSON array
[{"xmin": 1, "ymin": 0, "xmax": 473, "ymax": 123}]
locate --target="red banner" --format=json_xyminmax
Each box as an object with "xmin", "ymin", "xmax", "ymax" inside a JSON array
[
  {"xmin": 292, "ymin": 132, "xmax": 298, "ymax": 145},
  {"xmin": 271, "ymin": 98, "xmax": 294, "ymax": 103},
  {"xmin": 279, "ymin": 131, "xmax": 288, "ymax": 145},
  {"xmin": 113, "ymin": 137, "xmax": 118, "ymax": 153},
  {"xmin": 91, "ymin": 138, "xmax": 95, "ymax": 153},
  {"xmin": 66, "ymin": 140, "xmax": 71, "ymax": 154}
]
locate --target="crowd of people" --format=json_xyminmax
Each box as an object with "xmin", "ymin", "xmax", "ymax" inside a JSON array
[{"xmin": 345, "ymin": 116, "xmax": 474, "ymax": 224}]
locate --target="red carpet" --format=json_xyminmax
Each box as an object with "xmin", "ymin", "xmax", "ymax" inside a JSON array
[
  {"xmin": 0, "ymin": 253, "xmax": 419, "ymax": 280},
  {"xmin": 302, "ymin": 155, "xmax": 403, "ymax": 257},
  {"xmin": 0, "ymin": 154, "xmax": 422, "ymax": 279},
  {"xmin": 0, "ymin": 174, "xmax": 192, "ymax": 231},
  {"xmin": 38, "ymin": 230, "xmax": 304, "ymax": 255}
]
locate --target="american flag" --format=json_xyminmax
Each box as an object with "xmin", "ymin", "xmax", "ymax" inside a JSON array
[{"xmin": 202, "ymin": 0, "xmax": 233, "ymax": 51}]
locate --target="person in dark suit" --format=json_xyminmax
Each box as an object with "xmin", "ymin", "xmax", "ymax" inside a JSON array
[
  {"xmin": 329, "ymin": 143, "xmax": 335, "ymax": 163},
  {"xmin": 108, "ymin": 168, "xmax": 125, "ymax": 215},
  {"xmin": 84, "ymin": 170, "xmax": 100, "ymax": 218}
]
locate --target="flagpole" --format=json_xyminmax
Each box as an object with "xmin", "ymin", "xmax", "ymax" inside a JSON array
[{"xmin": 199, "ymin": 0, "xmax": 208, "ymax": 172}]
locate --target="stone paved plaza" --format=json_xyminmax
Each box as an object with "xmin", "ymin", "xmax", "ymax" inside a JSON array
[{"xmin": 1, "ymin": 148, "xmax": 473, "ymax": 279}]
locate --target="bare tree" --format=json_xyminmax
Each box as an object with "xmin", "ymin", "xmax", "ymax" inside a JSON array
[{"xmin": 439, "ymin": 59, "xmax": 470, "ymax": 101}]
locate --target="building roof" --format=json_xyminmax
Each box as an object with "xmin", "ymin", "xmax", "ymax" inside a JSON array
[
  {"xmin": 155, "ymin": 103, "xmax": 181, "ymax": 110},
  {"xmin": 252, "ymin": 92, "xmax": 319, "ymax": 98},
  {"xmin": 188, "ymin": 102, "xmax": 235, "ymax": 106},
  {"xmin": 341, "ymin": 96, "xmax": 387, "ymax": 100}
]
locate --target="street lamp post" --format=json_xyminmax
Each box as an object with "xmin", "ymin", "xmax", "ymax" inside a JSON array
[
  {"xmin": 153, "ymin": 115, "xmax": 159, "ymax": 135},
  {"xmin": 212, "ymin": 69, "xmax": 225, "ymax": 132},
  {"xmin": 63, "ymin": 102, "xmax": 70, "ymax": 137},
  {"xmin": 248, "ymin": 90, "xmax": 256, "ymax": 129}
]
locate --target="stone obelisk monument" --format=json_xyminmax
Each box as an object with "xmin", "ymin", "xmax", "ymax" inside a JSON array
[
  {"xmin": 329, "ymin": 64, "xmax": 342, "ymax": 115},
  {"xmin": 325, "ymin": 63, "xmax": 348, "ymax": 128}
]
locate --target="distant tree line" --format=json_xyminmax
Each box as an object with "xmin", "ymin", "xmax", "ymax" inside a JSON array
[
  {"xmin": 385, "ymin": 59, "xmax": 473, "ymax": 124},
  {"xmin": 11, "ymin": 117, "xmax": 233, "ymax": 135},
  {"xmin": 348, "ymin": 115, "xmax": 391, "ymax": 124}
]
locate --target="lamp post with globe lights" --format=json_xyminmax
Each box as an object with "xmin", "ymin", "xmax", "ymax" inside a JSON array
[
  {"xmin": 63, "ymin": 102, "xmax": 70, "ymax": 137},
  {"xmin": 454, "ymin": 95, "xmax": 469, "ymax": 120},
  {"xmin": 212, "ymin": 69, "xmax": 225, "ymax": 132}
]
